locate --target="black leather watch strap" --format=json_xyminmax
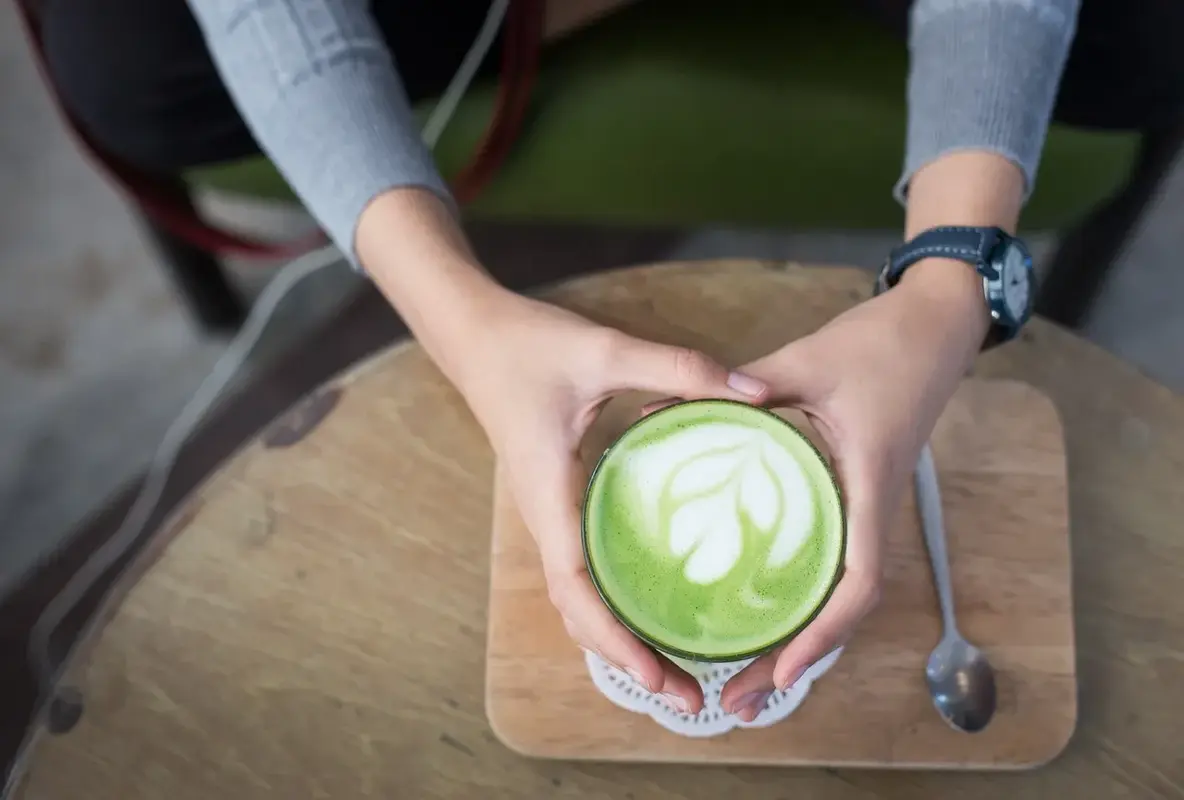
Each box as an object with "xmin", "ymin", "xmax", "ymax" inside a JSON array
[{"xmin": 883, "ymin": 226, "xmax": 1002, "ymax": 289}]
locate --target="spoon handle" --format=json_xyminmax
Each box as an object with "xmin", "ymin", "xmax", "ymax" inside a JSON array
[{"xmin": 915, "ymin": 444, "xmax": 958, "ymax": 636}]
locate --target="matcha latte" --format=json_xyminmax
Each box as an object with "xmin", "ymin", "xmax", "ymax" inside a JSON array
[{"xmin": 583, "ymin": 400, "xmax": 845, "ymax": 662}]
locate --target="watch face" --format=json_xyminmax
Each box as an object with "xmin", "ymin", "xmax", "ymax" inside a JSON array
[{"xmin": 1000, "ymin": 241, "xmax": 1032, "ymax": 323}]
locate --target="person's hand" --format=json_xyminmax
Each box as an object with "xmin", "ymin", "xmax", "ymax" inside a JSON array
[
  {"xmin": 714, "ymin": 263, "xmax": 990, "ymax": 721},
  {"xmin": 456, "ymin": 292, "xmax": 770, "ymax": 714}
]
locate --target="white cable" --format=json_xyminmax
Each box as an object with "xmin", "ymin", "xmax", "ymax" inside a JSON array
[
  {"xmin": 422, "ymin": 0, "xmax": 510, "ymax": 149},
  {"xmin": 25, "ymin": 0, "xmax": 508, "ymax": 708},
  {"xmin": 25, "ymin": 245, "xmax": 337, "ymax": 695}
]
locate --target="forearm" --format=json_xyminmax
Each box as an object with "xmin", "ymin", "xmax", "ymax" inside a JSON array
[
  {"xmin": 356, "ymin": 189, "xmax": 512, "ymax": 389},
  {"xmin": 186, "ymin": 0, "xmax": 452, "ymax": 262}
]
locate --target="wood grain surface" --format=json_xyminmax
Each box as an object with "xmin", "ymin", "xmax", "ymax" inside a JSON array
[
  {"xmin": 487, "ymin": 377, "xmax": 1075, "ymax": 768},
  {"xmin": 12, "ymin": 262, "xmax": 1184, "ymax": 799}
]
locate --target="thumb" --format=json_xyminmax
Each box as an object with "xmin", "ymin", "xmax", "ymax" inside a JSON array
[
  {"xmin": 735, "ymin": 342, "xmax": 832, "ymax": 410},
  {"xmin": 612, "ymin": 339, "xmax": 768, "ymax": 402}
]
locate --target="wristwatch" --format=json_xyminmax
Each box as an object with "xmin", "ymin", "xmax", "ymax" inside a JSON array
[{"xmin": 876, "ymin": 225, "xmax": 1035, "ymax": 348}]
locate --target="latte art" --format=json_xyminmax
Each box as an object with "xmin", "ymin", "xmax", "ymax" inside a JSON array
[
  {"xmin": 623, "ymin": 424, "xmax": 815, "ymax": 585},
  {"xmin": 584, "ymin": 401, "xmax": 845, "ymax": 661}
]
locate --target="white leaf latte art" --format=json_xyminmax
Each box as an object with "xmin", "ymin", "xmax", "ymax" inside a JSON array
[{"xmin": 621, "ymin": 423, "xmax": 816, "ymax": 585}]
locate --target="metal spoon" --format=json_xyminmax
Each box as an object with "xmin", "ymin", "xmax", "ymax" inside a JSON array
[{"xmin": 914, "ymin": 444, "xmax": 997, "ymax": 733}]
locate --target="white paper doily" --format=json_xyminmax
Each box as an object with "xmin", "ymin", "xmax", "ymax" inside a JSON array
[{"xmin": 586, "ymin": 647, "xmax": 843, "ymax": 737}]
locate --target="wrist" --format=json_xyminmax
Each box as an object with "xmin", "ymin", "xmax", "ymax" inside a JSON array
[
  {"xmin": 356, "ymin": 186, "xmax": 480, "ymax": 287},
  {"xmin": 897, "ymin": 150, "xmax": 1025, "ymax": 363},
  {"xmin": 355, "ymin": 187, "xmax": 515, "ymax": 382},
  {"xmin": 895, "ymin": 257, "xmax": 992, "ymax": 361}
]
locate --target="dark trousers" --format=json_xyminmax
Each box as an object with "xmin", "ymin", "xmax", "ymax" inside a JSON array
[{"xmin": 39, "ymin": 0, "xmax": 504, "ymax": 173}]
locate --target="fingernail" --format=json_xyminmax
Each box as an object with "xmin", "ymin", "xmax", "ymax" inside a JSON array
[
  {"xmin": 777, "ymin": 667, "xmax": 807, "ymax": 692},
  {"xmin": 640, "ymin": 399, "xmax": 677, "ymax": 417},
  {"xmin": 727, "ymin": 371, "xmax": 766, "ymax": 397},
  {"xmin": 624, "ymin": 667, "xmax": 651, "ymax": 692},
  {"xmin": 735, "ymin": 691, "xmax": 771, "ymax": 716},
  {"xmin": 661, "ymin": 693, "xmax": 689, "ymax": 714}
]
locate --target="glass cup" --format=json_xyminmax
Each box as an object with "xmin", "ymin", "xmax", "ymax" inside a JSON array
[{"xmin": 581, "ymin": 399, "xmax": 846, "ymax": 679}]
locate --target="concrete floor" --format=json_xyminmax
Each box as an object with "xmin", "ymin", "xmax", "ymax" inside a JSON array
[{"xmin": 1, "ymin": 0, "xmax": 1182, "ymax": 593}]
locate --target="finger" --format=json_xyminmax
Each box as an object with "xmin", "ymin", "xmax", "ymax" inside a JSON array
[
  {"xmin": 656, "ymin": 657, "xmax": 705, "ymax": 714},
  {"xmin": 510, "ymin": 444, "xmax": 680, "ymax": 699},
  {"xmin": 583, "ymin": 637, "xmax": 704, "ymax": 714},
  {"xmin": 610, "ymin": 338, "xmax": 768, "ymax": 402},
  {"xmin": 550, "ymin": 571, "xmax": 666, "ymax": 694},
  {"xmin": 720, "ymin": 437, "xmax": 886, "ymax": 713},
  {"xmin": 638, "ymin": 398, "xmax": 680, "ymax": 417},
  {"xmin": 771, "ymin": 567, "xmax": 879, "ymax": 689},
  {"xmin": 720, "ymin": 649, "xmax": 779, "ymax": 721},
  {"xmin": 765, "ymin": 430, "xmax": 888, "ymax": 687},
  {"xmin": 719, "ymin": 568, "xmax": 876, "ymax": 720},
  {"xmin": 636, "ymin": 344, "xmax": 819, "ymax": 429},
  {"xmin": 508, "ymin": 441, "xmax": 588, "ymax": 573},
  {"xmin": 554, "ymin": 568, "xmax": 704, "ymax": 711},
  {"xmin": 734, "ymin": 343, "xmax": 831, "ymax": 409}
]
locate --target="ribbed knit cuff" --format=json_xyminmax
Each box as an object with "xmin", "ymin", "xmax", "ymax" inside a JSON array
[
  {"xmin": 259, "ymin": 58, "xmax": 456, "ymax": 267},
  {"xmin": 895, "ymin": 0, "xmax": 1079, "ymax": 205},
  {"xmin": 190, "ymin": 0, "xmax": 454, "ymax": 268}
]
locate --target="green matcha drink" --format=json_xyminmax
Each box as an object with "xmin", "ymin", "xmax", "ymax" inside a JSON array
[{"xmin": 583, "ymin": 400, "xmax": 845, "ymax": 663}]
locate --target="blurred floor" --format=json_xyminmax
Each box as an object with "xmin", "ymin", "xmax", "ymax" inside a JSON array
[{"xmin": 1, "ymin": 0, "xmax": 1182, "ymax": 594}]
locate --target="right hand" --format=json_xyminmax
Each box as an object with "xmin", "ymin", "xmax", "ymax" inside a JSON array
[{"xmin": 455, "ymin": 292, "xmax": 769, "ymax": 714}]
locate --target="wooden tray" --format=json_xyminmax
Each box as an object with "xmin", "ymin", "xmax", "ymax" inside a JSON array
[{"xmin": 485, "ymin": 378, "xmax": 1076, "ymax": 769}]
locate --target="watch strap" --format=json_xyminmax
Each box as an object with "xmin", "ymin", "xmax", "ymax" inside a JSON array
[{"xmin": 884, "ymin": 226, "xmax": 1002, "ymax": 287}]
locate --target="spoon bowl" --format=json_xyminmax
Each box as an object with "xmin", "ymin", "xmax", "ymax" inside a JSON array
[{"xmin": 926, "ymin": 635, "xmax": 998, "ymax": 733}]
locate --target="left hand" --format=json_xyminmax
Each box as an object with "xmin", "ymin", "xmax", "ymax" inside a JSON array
[{"xmin": 716, "ymin": 264, "xmax": 989, "ymax": 720}]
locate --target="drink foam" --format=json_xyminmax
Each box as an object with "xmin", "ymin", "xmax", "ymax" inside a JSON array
[{"xmin": 584, "ymin": 401, "xmax": 844, "ymax": 660}]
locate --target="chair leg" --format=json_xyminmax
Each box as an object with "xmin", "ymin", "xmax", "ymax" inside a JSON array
[
  {"xmin": 136, "ymin": 183, "xmax": 247, "ymax": 334},
  {"xmin": 1036, "ymin": 122, "xmax": 1184, "ymax": 330}
]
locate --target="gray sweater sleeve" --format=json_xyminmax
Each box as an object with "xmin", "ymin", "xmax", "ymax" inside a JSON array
[
  {"xmin": 897, "ymin": 0, "xmax": 1080, "ymax": 202},
  {"xmin": 185, "ymin": 0, "xmax": 452, "ymax": 263},
  {"xmin": 187, "ymin": 0, "xmax": 1078, "ymax": 263}
]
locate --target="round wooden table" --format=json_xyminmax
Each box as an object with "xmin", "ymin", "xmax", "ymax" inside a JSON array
[{"xmin": 13, "ymin": 262, "xmax": 1184, "ymax": 799}]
